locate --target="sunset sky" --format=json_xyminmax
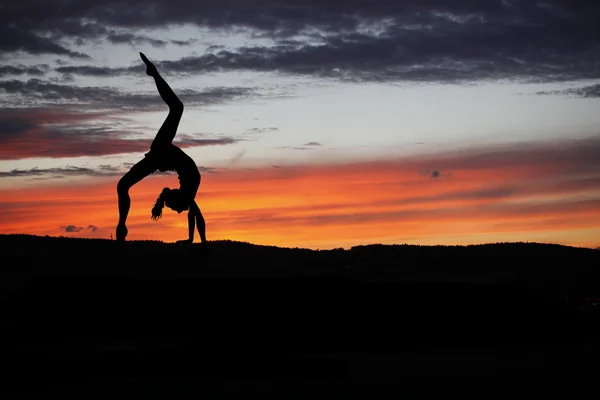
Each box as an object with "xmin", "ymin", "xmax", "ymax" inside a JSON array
[{"xmin": 1, "ymin": 0, "xmax": 599, "ymax": 249}]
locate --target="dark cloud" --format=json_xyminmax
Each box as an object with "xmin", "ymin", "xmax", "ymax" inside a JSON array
[
  {"xmin": 176, "ymin": 137, "xmax": 240, "ymax": 147},
  {"xmin": 106, "ymin": 32, "xmax": 198, "ymax": 47},
  {"xmin": 62, "ymin": 225, "xmax": 81, "ymax": 233},
  {"xmin": 198, "ymin": 166, "xmax": 217, "ymax": 173},
  {"xmin": 152, "ymin": 27, "xmax": 599, "ymax": 84},
  {"xmin": 0, "ymin": 65, "xmax": 48, "ymax": 77},
  {"xmin": 274, "ymin": 145, "xmax": 317, "ymax": 151},
  {"xmin": 1, "ymin": 1, "xmax": 597, "ymax": 84},
  {"xmin": 0, "ymin": 78, "xmax": 258, "ymax": 110},
  {"xmin": 0, "ymin": 109, "xmax": 241, "ymax": 160},
  {"xmin": 171, "ymin": 38, "xmax": 198, "ymax": 46},
  {"xmin": 274, "ymin": 141, "xmax": 323, "ymax": 151},
  {"xmin": 60, "ymin": 224, "xmax": 98, "ymax": 233},
  {"xmin": 536, "ymin": 83, "xmax": 600, "ymax": 98},
  {"xmin": 155, "ymin": 165, "xmax": 218, "ymax": 176},
  {"xmin": 0, "ymin": 163, "xmax": 218, "ymax": 179},
  {"xmin": 206, "ymin": 45, "xmax": 226, "ymax": 52},
  {"xmin": 0, "ymin": 127, "xmax": 240, "ymax": 160},
  {"xmin": 55, "ymin": 65, "xmax": 141, "ymax": 77},
  {"xmin": 107, "ymin": 33, "xmax": 169, "ymax": 47},
  {"xmin": 0, "ymin": 117, "xmax": 37, "ymax": 138},
  {"xmin": 0, "ymin": 77, "xmax": 262, "ymax": 111},
  {"xmin": 244, "ymin": 127, "xmax": 279, "ymax": 135},
  {"xmin": 421, "ymin": 169, "xmax": 451, "ymax": 179},
  {"xmin": 0, "ymin": 165, "xmax": 123, "ymax": 178},
  {"xmin": 229, "ymin": 149, "xmax": 246, "ymax": 165},
  {"xmin": 51, "ymin": 74, "xmax": 76, "ymax": 84},
  {"xmin": 0, "ymin": 25, "xmax": 91, "ymax": 59}
]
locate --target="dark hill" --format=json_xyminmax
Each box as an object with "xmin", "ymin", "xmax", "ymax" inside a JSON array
[{"xmin": 1, "ymin": 234, "xmax": 599, "ymax": 397}]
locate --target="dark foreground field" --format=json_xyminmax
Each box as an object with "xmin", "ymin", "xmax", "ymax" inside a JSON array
[{"xmin": 1, "ymin": 234, "xmax": 599, "ymax": 398}]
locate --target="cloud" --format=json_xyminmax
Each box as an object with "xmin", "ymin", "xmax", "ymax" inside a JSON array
[
  {"xmin": 61, "ymin": 225, "xmax": 81, "ymax": 233},
  {"xmin": 1, "ymin": 1, "xmax": 598, "ymax": 84},
  {"xmin": 535, "ymin": 83, "xmax": 600, "ymax": 98},
  {"xmin": 0, "ymin": 25, "xmax": 90, "ymax": 59},
  {"xmin": 0, "ymin": 165, "xmax": 123, "ymax": 178},
  {"xmin": 229, "ymin": 149, "xmax": 246, "ymax": 165},
  {"xmin": 107, "ymin": 33, "xmax": 169, "ymax": 47},
  {"xmin": 0, "ymin": 78, "xmax": 258, "ymax": 110},
  {"xmin": 106, "ymin": 32, "xmax": 198, "ymax": 48},
  {"xmin": 54, "ymin": 65, "xmax": 142, "ymax": 78},
  {"xmin": 0, "ymin": 163, "xmax": 218, "ymax": 179},
  {"xmin": 154, "ymin": 26, "xmax": 599, "ymax": 84},
  {"xmin": 0, "ymin": 108, "xmax": 241, "ymax": 160},
  {"xmin": 0, "ymin": 163, "xmax": 217, "ymax": 179},
  {"xmin": 274, "ymin": 142, "xmax": 322, "ymax": 150},
  {"xmin": 59, "ymin": 224, "xmax": 98, "ymax": 233},
  {"xmin": 421, "ymin": 169, "xmax": 451, "ymax": 179},
  {"xmin": 171, "ymin": 38, "xmax": 199, "ymax": 46},
  {"xmin": 175, "ymin": 135, "xmax": 240, "ymax": 147},
  {"xmin": 269, "ymin": 139, "xmax": 323, "ymax": 152},
  {"xmin": 198, "ymin": 166, "xmax": 217, "ymax": 174},
  {"xmin": 0, "ymin": 128, "xmax": 240, "ymax": 160},
  {"xmin": 0, "ymin": 65, "xmax": 49, "ymax": 77},
  {"xmin": 244, "ymin": 127, "xmax": 279, "ymax": 135}
]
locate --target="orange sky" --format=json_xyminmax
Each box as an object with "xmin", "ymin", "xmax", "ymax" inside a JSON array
[{"xmin": 1, "ymin": 139, "xmax": 599, "ymax": 249}]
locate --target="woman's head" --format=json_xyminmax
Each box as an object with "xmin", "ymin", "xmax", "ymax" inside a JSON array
[{"xmin": 151, "ymin": 187, "xmax": 189, "ymax": 220}]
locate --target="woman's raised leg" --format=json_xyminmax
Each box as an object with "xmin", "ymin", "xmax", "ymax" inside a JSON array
[{"xmin": 140, "ymin": 52, "xmax": 184, "ymax": 150}]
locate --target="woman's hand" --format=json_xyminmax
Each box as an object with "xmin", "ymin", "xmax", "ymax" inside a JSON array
[{"xmin": 176, "ymin": 238, "xmax": 193, "ymax": 245}]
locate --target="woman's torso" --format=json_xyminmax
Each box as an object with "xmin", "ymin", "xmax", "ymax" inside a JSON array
[{"xmin": 148, "ymin": 144, "xmax": 200, "ymax": 196}]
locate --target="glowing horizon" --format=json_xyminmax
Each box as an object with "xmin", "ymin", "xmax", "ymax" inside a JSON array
[{"xmin": 2, "ymin": 135, "xmax": 598, "ymax": 250}]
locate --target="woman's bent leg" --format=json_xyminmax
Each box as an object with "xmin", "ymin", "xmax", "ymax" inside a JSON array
[{"xmin": 116, "ymin": 156, "xmax": 158, "ymax": 241}]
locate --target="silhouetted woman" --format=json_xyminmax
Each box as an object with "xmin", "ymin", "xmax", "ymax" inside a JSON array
[{"xmin": 116, "ymin": 52, "xmax": 206, "ymax": 247}]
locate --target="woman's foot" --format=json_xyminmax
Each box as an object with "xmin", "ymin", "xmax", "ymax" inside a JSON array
[
  {"xmin": 140, "ymin": 52, "xmax": 158, "ymax": 77},
  {"xmin": 116, "ymin": 223, "xmax": 128, "ymax": 242}
]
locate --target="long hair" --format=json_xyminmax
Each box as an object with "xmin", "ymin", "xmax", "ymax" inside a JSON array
[{"xmin": 151, "ymin": 187, "xmax": 171, "ymax": 221}]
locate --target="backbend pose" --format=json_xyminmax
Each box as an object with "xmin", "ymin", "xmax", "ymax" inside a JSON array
[{"xmin": 116, "ymin": 52, "xmax": 206, "ymax": 247}]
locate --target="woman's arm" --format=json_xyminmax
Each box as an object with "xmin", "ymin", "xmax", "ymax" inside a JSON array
[
  {"xmin": 186, "ymin": 207, "xmax": 196, "ymax": 242},
  {"xmin": 176, "ymin": 205, "xmax": 197, "ymax": 244},
  {"xmin": 194, "ymin": 201, "xmax": 207, "ymax": 247},
  {"xmin": 177, "ymin": 201, "xmax": 205, "ymax": 246}
]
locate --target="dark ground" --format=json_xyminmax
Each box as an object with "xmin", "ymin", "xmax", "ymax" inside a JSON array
[{"xmin": 1, "ymin": 234, "xmax": 599, "ymax": 398}]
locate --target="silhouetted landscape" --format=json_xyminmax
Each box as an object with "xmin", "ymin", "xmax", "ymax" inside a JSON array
[{"xmin": 1, "ymin": 234, "xmax": 599, "ymax": 397}]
